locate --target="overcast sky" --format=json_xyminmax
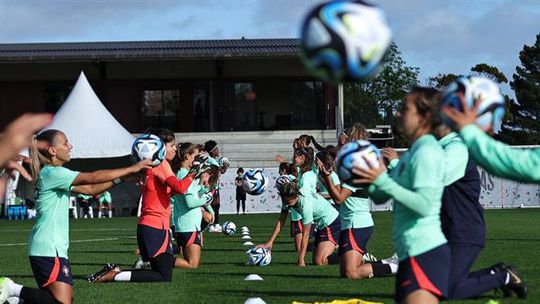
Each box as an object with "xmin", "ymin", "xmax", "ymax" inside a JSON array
[{"xmin": 1, "ymin": 0, "xmax": 539, "ymax": 93}]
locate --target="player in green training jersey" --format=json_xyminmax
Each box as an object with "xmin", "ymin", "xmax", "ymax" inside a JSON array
[
  {"xmin": 355, "ymin": 87, "xmax": 450, "ymax": 304},
  {"xmin": 0, "ymin": 129, "xmax": 151, "ymax": 304},
  {"xmin": 442, "ymin": 91, "xmax": 540, "ymax": 183}
]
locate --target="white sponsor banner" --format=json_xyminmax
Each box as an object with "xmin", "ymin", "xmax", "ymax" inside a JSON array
[{"xmin": 219, "ymin": 167, "xmax": 540, "ymax": 214}]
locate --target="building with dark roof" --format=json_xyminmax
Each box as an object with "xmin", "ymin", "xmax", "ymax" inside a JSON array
[{"xmin": 0, "ymin": 38, "xmax": 342, "ymax": 133}]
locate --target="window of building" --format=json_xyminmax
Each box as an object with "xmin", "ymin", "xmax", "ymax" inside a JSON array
[
  {"xmin": 229, "ymin": 80, "xmax": 325, "ymax": 131},
  {"xmin": 44, "ymin": 84, "xmax": 73, "ymax": 113},
  {"xmin": 142, "ymin": 89, "xmax": 180, "ymax": 131}
]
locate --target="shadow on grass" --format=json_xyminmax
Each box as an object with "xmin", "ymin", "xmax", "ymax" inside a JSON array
[
  {"xmin": 70, "ymin": 262, "xmax": 133, "ymax": 267},
  {"xmin": 486, "ymin": 238, "xmax": 540, "ymax": 242},
  {"xmin": 70, "ymin": 250, "xmax": 132, "ymax": 254},
  {"xmin": 213, "ymin": 289, "xmax": 395, "ymax": 300},
  {"xmin": 203, "ymin": 248, "xmax": 295, "ymax": 253}
]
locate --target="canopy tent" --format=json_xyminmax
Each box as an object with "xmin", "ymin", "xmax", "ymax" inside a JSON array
[
  {"xmin": 3, "ymin": 72, "xmax": 140, "ymax": 218},
  {"xmin": 44, "ymin": 71, "xmax": 134, "ymax": 158}
]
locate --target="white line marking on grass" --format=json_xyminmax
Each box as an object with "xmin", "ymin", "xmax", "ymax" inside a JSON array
[
  {"xmin": 0, "ymin": 228, "xmax": 134, "ymax": 232},
  {"xmin": 0, "ymin": 236, "xmax": 136, "ymax": 247}
]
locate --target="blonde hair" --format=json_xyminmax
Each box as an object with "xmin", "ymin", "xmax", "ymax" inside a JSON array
[
  {"xmin": 346, "ymin": 123, "xmax": 369, "ymax": 141},
  {"xmin": 30, "ymin": 129, "xmax": 62, "ymax": 181}
]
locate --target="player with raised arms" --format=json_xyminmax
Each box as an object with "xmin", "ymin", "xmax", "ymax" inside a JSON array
[
  {"xmin": 87, "ymin": 128, "xmax": 206, "ymax": 283},
  {"xmin": 0, "ymin": 129, "xmax": 151, "ymax": 304},
  {"xmin": 354, "ymin": 87, "xmax": 450, "ymax": 304}
]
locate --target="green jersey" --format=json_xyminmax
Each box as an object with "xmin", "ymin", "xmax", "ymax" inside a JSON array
[
  {"xmin": 317, "ymin": 172, "xmax": 340, "ymax": 196},
  {"xmin": 98, "ymin": 191, "xmax": 112, "ymax": 203},
  {"xmin": 28, "ymin": 166, "xmax": 79, "ymax": 258},
  {"xmin": 340, "ymin": 183, "xmax": 373, "ymax": 229},
  {"xmin": 172, "ymin": 168, "xmax": 211, "ymax": 232},
  {"xmin": 283, "ymin": 189, "xmax": 338, "ymax": 230},
  {"xmin": 369, "ymin": 134, "xmax": 447, "ymax": 260},
  {"xmin": 460, "ymin": 124, "xmax": 540, "ymax": 183},
  {"xmin": 439, "ymin": 132, "xmax": 469, "ymax": 186}
]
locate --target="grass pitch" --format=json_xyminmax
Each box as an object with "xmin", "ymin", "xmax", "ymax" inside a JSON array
[{"xmin": 0, "ymin": 209, "xmax": 538, "ymax": 303}]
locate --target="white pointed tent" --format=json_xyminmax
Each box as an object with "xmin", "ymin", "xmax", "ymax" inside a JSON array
[{"xmin": 44, "ymin": 72, "xmax": 134, "ymax": 158}]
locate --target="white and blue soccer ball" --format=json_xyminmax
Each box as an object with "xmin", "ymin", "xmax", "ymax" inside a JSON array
[
  {"xmin": 222, "ymin": 221, "xmax": 236, "ymax": 236},
  {"xmin": 131, "ymin": 134, "xmax": 166, "ymax": 167},
  {"xmin": 217, "ymin": 157, "xmax": 230, "ymax": 168},
  {"xmin": 242, "ymin": 169, "xmax": 269, "ymax": 196},
  {"xmin": 275, "ymin": 174, "xmax": 296, "ymax": 194},
  {"xmin": 300, "ymin": 0, "xmax": 392, "ymax": 82},
  {"xmin": 246, "ymin": 247, "xmax": 272, "ymax": 267},
  {"xmin": 336, "ymin": 140, "xmax": 381, "ymax": 186},
  {"xmin": 441, "ymin": 76, "xmax": 505, "ymax": 134}
]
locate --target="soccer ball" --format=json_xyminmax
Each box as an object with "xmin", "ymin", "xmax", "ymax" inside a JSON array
[
  {"xmin": 246, "ymin": 247, "xmax": 272, "ymax": 267},
  {"xmin": 336, "ymin": 140, "xmax": 381, "ymax": 186},
  {"xmin": 222, "ymin": 221, "xmax": 236, "ymax": 236},
  {"xmin": 441, "ymin": 76, "xmax": 505, "ymax": 133},
  {"xmin": 275, "ymin": 174, "xmax": 296, "ymax": 193},
  {"xmin": 217, "ymin": 157, "xmax": 230, "ymax": 168},
  {"xmin": 131, "ymin": 134, "xmax": 166, "ymax": 167},
  {"xmin": 242, "ymin": 169, "xmax": 269, "ymax": 196},
  {"xmin": 300, "ymin": 0, "xmax": 392, "ymax": 82}
]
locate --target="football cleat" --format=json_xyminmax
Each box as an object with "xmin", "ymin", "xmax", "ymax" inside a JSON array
[
  {"xmin": 87, "ymin": 263, "xmax": 120, "ymax": 283},
  {"xmin": 0, "ymin": 277, "xmax": 14, "ymax": 303}
]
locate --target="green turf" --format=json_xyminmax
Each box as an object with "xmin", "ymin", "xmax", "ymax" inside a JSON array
[{"xmin": 0, "ymin": 209, "xmax": 538, "ymax": 303}]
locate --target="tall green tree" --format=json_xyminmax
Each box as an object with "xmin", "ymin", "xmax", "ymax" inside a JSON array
[
  {"xmin": 470, "ymin": 63, "xmax": 508, "ymax": 83},
  {"xmin": 427, "ymin": 73, "xmax": 459, "ymax": 89},
  {"xmin": 503, "ymin": 34, "xmax": 540, "ymax": 144},
  {"xmin": 343, "ymin": 43, "xmax": 419, "ymax": 147}
]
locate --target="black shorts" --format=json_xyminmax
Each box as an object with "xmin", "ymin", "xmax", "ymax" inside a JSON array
[
  {"xmin": 314, "ymin": 218, "xmax": 340, "ymax": 246},
  {"xmin": 137, "ymin": 224, "xmax": 173, "ymax": 262},
  {"xmin": 290, "ymin": 220, "xmax": 302, "ymax": 237},
  {"xmin": 175, "ymin": 231, "xmax": 203, "ymax": 248},
  {"xmin": 395, "ymin": 244, "xmax": 451, "ymax": 302},
  {"xmin": 338, "ymin": 226, "xmax": 374, "ymax": 256},
  {"xmin": 29, "ymin": 256, "xmax": 73, "ymax": 288}
]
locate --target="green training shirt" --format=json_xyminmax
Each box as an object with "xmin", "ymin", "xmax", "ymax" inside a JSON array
[
  {"xmin": 439, "ymin": 132, "xmax": 469, "ymax": 186},
  {"xmin": 339, "ymin": 183, "xmax": 374, "ymax": 229},
  {"xmin": 317, "ymin": 172, "xmax": 341, "ymax": 196},
  {"xmin": 460, "ymin": 124, "xmax": 540, "ymax": 183},
  {"xmin": 285, "ymin": 188, "xmax": 339, "ymax": 230},
  {"xmin": 172, "ymin": 168, "xmax": 209, "ymax": 232},
  {"xmin": 369, "ymin": 134, "xmax": 447, "ymax": 260},
  {"xmin": 28, "ymin": 166, "xmax": 79, "ymax": 258}
]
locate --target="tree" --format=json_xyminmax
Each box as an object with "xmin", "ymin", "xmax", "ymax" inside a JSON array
[
  {"xmin": 343, "ymin": 43, "xmax": 419, "ymax": 147},
  {"xmin": 470, "ymin": 63, "xmax": 508, "ymax": 84},
  {"xmin": 427, "ymin": 73, "xmax": 459, "ymax": 89},
  {"xmin": 502, "ymin": 34, "xmax": 540, "ymax": 144}
]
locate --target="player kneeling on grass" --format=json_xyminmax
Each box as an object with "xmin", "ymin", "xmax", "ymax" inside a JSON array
[
  {"xmin": 317, "ymin": 143, "xmax": 397, "ymax": 280},
  {"xmin": 173, "ymin": 153, "xmax": 220, "ymax": 269},
  {"xmin": 87, "ymin": 128, "xmax": 208, "ymax": 284},
  {"xmin": 0, "ymin": 129, "xmax": 152, "ymax": 304},
  {"xmin": 278, "ymin": 178, "xmax": 341, "ymax": 266}
]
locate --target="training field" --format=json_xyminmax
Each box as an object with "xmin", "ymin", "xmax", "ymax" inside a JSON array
[{"xmin": 0, "ymin": 209, "xmax": 538, "ymax": 304}]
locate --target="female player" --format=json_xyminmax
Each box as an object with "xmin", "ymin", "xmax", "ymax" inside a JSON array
[
  {"xmin": 97, "ymin": 190, "xmax": 113, "ymax": 218},
  {"xmin": 203, "ymin": 140, "xmax": 228, "ymax": 232},
  {"xmin": 259, "ymin": 162, "xmax": 303, "ymax": 253},
  {"xmin": 0, "ymin": 129, "xmax": 151, "ymax": 304},
  {"xmin": 258, "ymin": 175, "xmax": 340, "ymax": 267},
  {"xmin": 353, "ymin": 87, "xmax": 450, "ymax": 304},
  {"xmin": 315, "ymin": 150, "xmax": 341, "ymax": 209},
  {"xmin": 442, "ymin": 92, "xmax": 540, "ymax": 183},
  {"xmin": 318, "ymin": 123, "xmax": 394, "ymax": 280},
  {"xmin": 87, "ymin": 128, "xmax": 204, "ymax": 283},
  {"xmin": 436, "ymin": 122, "xmax": 527, "ymax": 299},
  {"xmin": 173, "ymin": 150, "xmax": 219, "ymax": 269}
]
